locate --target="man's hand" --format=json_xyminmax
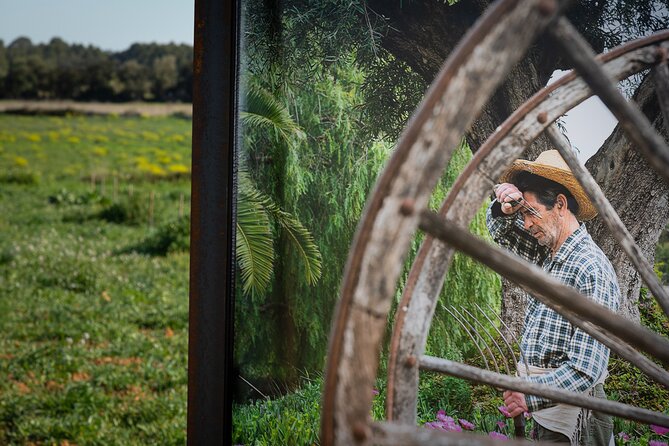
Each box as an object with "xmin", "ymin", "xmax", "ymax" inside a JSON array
[
  {"xmin": 503, "ymin": 390, "xmax": 528, "ymax": 418},
  {"xmin": 494, "ymin": 183, "xmax": 523, "ymax": 215}
]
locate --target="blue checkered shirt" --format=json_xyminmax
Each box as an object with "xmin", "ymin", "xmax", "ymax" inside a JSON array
[{"xmin": 486, "ymin": 202, "xmax": 620, "ymax": 412}]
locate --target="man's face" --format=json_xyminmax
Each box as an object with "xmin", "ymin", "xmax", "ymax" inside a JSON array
[{"xmin": 520, "ymin": 191, "xmax": 560, "ymax": 250}]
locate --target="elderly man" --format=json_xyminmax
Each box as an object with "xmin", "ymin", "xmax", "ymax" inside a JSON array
[{"xmin": 486, "ymin": 150, "xmax": 620, "ymax": 445}]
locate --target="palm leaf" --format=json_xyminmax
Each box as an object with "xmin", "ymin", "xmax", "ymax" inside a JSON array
[
  {"xmin": 268, "ymin": 207, "xmax": 322, "ymax": 285},
  {"xmin": 239, "ymin": 169, "xmax": 322, "ymax": 286},
  {"xmin": 236, "ymin": 183, "xmax": 274, "ymax": 298},
  {"xmin": 240, "ymin": 82, "xmax": 306, "ymax": 144}
]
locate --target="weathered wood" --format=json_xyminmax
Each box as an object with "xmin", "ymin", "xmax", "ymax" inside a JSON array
[
  {"xmin": 545, "ymin": 124, "xmax": 669, "ymax": 318},
  {"xmin": 370, "ymin": 421, "xmax": 543, "ymax": 445},
  {"xmin": 386, "ymin": 36, "xmax": 669, "ymax": 423},
  {"xmin": 417, "ymin": 210, "xmax": 669, "ymax": 365},
  {"xmin": 419, "ymin": 356, "xmax": 669, "ymax": 427},
  {"xmin": 550, "ymin": 18, "xmax": 669, "ymax": 183},
  {"xmin": 322, "ymin": 1, "xmax": 569, "ymax": 442}
]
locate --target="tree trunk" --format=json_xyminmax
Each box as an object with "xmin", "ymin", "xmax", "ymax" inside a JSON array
[{"xmin": 586, "ymin": 74, "xmax": 669, "ymax": 321}]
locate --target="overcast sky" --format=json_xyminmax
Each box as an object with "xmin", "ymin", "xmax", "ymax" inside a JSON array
[{"xmin": 0, "ymin": 1, "xmax": 618, "ymax": 161}]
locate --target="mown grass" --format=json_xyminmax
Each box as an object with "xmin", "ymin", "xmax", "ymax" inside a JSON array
[{"xmin": 0, "ymin": 114, "xmax": 191, "ymax": 445}]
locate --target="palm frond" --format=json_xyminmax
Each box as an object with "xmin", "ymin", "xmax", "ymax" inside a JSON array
[
  {"xmin": 236, "ymin": 186, "xmax": 274, "ymax": 298},
  {"xmin": 240, "ymin": 82, "xmax": 306, "ymax": 144},
  {"xmin": 268, "ymin": 207, "xmax": 322, "ymax": 285},
  {"xmin": 239, "ymin": 168, "xmax": 322, "ymax": 286}
]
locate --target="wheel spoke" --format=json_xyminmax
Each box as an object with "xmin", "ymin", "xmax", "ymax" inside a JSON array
[{"xmin": 550, "ymin": 18, "xmax": 669, "ymax": 183}]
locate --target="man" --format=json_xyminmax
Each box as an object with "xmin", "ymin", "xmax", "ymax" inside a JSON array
[{"xmin": 486, "ymin": 150, "xmax": 621, "ymax": 445}]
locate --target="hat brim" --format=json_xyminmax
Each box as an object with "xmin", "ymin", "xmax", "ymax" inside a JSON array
[{"xmin": 500, "ymin": 160, "xmax": 597, "ymax": 221}]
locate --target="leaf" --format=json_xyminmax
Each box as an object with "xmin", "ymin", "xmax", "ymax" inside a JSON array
[
  {"xmin": 240, "ymin": 82, "xmax": 305, "ymax": 145},
  {"xmin": 239, "ymin": 168, "xmax": 322, "ymax": 287},
  {"xmin": 236, "ymin": 184, "xmax": 274, "ymax": 298}
]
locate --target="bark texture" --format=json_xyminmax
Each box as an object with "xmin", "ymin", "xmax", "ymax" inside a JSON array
[{"xmin": 586, "ymin": 74, "xmax": 669, "ymax": 321}]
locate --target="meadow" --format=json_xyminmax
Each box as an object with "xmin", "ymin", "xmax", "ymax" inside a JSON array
[{"xmin": 0, "ymin": 114, "xmax": 191, "ymax": 445}]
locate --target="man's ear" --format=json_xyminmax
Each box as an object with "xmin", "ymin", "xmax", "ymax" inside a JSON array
[{"xmin": 556, "ymin": 194, "xmax": 568, "ymax": 211}]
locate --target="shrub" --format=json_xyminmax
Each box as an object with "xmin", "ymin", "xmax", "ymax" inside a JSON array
[
  {"xmin": 119, "ymin": 216, "xmax": 190, "ymax": 256},
  {"xmin": 98, "ymin": 195, "xmax": 146, "ymax": 225},
  {"xmin": 0, "ymin": 171, "xmax": 39, "ymax": 185}
]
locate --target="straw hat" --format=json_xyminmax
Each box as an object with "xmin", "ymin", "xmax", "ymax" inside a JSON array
[{"xmin": 499, "ymin": 150, "xmax": 597, "ymax": 221}]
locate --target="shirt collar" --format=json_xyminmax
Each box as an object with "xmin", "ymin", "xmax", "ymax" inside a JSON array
[{"xmin": 552, "ymin": 223, "xmax": 588, "ymax": 264}]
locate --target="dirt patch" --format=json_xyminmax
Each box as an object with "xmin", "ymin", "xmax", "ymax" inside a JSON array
[
  {"xmin": 93, "ymin": 356, "xmax": 143, "ymax": 366},
  {"xmin": 0, "ymin": 100, "xmax": 192, "ymax": 118}
]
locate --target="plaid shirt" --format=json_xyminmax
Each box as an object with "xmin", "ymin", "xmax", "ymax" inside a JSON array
[{"xmin": 486, "ymin": 202, "xmax": 620, "ymax": 412}]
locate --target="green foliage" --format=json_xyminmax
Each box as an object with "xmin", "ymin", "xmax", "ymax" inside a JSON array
[
  {"xmin": 1, "ymin": 37, "xmax": 192, "ymax": 101},
  {"xmin": 0, "ymin": 170, "xmax": 39, "ymax": 185},
  {"xmin": 233, "ymin": 380, "xmax": 322, "ymax": 446},
  {"xmin": 98, "ymin": 194, "xmax": 147, "ymax": 225},
  {"xmin": 241, "ymin": 81, "xmax": 306, "ymax": 144},
  {"xmin": 120, "ymin": 216, "xmax": 190, "ymax": 256},
  {"xmin": 237, "ymin": 185, "xmax": 275, "ymax": 297},
  {"xmin": 0, "ymin": 115, "xmax": 189, "ymax": 444}
]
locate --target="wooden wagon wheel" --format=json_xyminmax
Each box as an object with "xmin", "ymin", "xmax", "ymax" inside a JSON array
[{"xmin": 320, "ymin": 0, "xmax": 669, "ymax": 444}]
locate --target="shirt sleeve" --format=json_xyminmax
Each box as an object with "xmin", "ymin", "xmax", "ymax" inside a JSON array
[
  {"xmin": 523, "ymin": 261, "xmax": 619, "ymax": 412},
  {"xmin": 486, "ymin": 201, "xmax": 546, "ymax": 264}
]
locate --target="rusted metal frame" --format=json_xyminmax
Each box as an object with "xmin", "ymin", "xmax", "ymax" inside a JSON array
[
  {"xmin": 322, "ymin": 1, "xmax": 570, "ymax": 442},
  {"xmin": 544, "ymin": 124, "xmax": 669, "ymax": 318},
  {"xmin": 188, "ymin": 0, "xmax": 239, "ymax": 443},
  {"xmin": 420, "ymin": 356, "xmax": 669, "ymax": 427},
  {"xmin": 443, "ymin": 306, "xmax": 494, "ymax": 372},
  {"xmin": 371, "ymin": 421, "xmax": 546, "ymax": 446},
  {"xmin": 385, "ymin": 37, "xmax": 667, "ymax": 423},
  {"xmin": 476, "ymin": 302, "xmax": 527, "ymax": 375},
  {"xmin": 458, "ymin": 306, "xmax": 510, "ymax": 376},
  {"xmin": 653, "ymin": 54, "xmax": 669, "ymax": 133},
  {"xmin": 550, "ymin": 18, "xmax": 669, "ymax": 184},
  {"xmin": 417, "ymin": 210, "xmax": 669, "ymax": 365}
]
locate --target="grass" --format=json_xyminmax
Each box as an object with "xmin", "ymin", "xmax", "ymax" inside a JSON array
[
  {"xmin": 2, "ymin": 114, "xmax": 668, "ymax": 445},
  {"xmin": 0, "ymin": 114, "xmax": 191, "ymax": 445}
]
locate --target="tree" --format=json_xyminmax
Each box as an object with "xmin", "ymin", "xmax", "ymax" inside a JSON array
[
  {"xmin": 356, "ymin": 0, "xmax": 669, "ymax": 325},
  {"xmin": 0, "ymin": 40, "xmax": 8, "ymax": 96}
]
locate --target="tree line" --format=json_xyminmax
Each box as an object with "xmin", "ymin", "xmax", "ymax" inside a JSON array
[{"xmin": 0, "ymin": 37, "xmax": 193, "ymax": 102}]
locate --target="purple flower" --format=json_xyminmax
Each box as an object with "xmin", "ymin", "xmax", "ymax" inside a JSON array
[
  {"xmin": 649, "ymin": 441, "xmax": 668, "ymax": 446},
  {"xmin": 489, "ymin": 431, "xmax": 509, "ymax": 440},
  {"xmin": 498, "ymin": 405, "xmax": 512, "ymax": 418},
  {"xmin": 459, "ymin": 418, "xmax": 475, "ymax": 431},
  {"xmin": 523, "ymin": 411, "xmax": 532, "ymax": 420},
  {"xmin": 497, "ymin": 420, "xmax": 507, "ymax": 430},
  {"xmin": 617, "ymin": 432, "xmax": 630, "ymax": 442},
  {"xmin": 372, "ymin": 388, "xmax": 379, "ymax": 396},
  {"xmin": 436, "ymin": 410, "xmax": 449, "ymax": 422},
  {"xmin": 445, "ymin": 421, "xmax": 462, "ymax": 432},
  {"xmin": 652, "ymin": 425, "xmax": 669, "ymax": 436}
]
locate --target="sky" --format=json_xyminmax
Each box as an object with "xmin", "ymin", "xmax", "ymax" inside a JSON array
[
  {"xmin": 0, "ymin": 0, "xmax": 194, "ymax": 52},
  {"xmin": 0, "ymin": 0, "xmax": 617, "ymax": 162}
]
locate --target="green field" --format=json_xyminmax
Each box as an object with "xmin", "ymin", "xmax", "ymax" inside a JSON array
[
  {"xmin": 0, "ymin": 114, "xmax": 191, "ymax": 445},
  {"xmin": 1, "ymin": 114, "xmax": 668, "ymax": 446}
]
